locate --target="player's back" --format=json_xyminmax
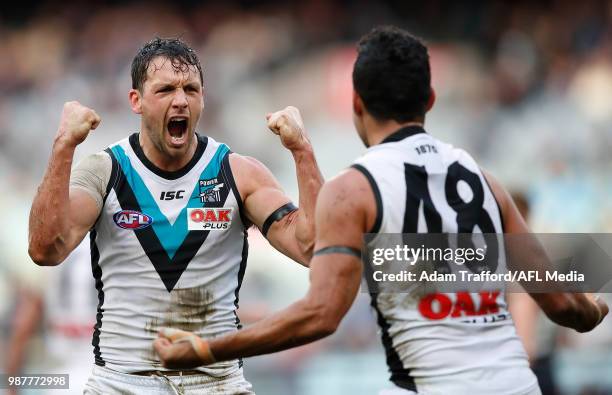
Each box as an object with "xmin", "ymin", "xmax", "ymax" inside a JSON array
[{"xmin": 353, "ymin": 125, "xmax": 540, "ymax": 395}]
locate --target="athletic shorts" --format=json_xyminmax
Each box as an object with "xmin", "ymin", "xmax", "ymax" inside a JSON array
[{"xmin": 83, "ymin": 365, "xmax": 254, "ymax": 395}]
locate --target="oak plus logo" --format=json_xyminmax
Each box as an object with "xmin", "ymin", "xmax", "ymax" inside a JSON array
[{"xmin": 187, "ymin": 208, "xmax": 233, "ymax": 231}]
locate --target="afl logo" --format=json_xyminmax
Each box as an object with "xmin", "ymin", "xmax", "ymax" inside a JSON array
[{"xmin": 113, "ymin": 210, "xmax": 153, "ymax": 230}]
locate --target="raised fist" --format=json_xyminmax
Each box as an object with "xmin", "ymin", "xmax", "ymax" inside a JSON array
[
  {"xmin": 266, "ymin": 106, "xmax": 309, "ymax": 152},
  {"xmin": 56, "ymin": 101, "xmax": 101, "ymax": 147},
  {"xmin": 589, "ymin": 294, "xmax": 609, "ymax": 327}
]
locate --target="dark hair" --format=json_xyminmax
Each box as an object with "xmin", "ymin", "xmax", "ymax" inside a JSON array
[
  {"xmin": 131, "ymin": 37, "xmax": 203, "ymax": 91},
  {"xmin": 353, "ymin": 26, "xmax": 431, "ymax": 122}
]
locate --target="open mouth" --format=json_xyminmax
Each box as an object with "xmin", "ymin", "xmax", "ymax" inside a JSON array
[{"xmin": 167, "ymin": 117, "xmax": 188, "ymax": 146}]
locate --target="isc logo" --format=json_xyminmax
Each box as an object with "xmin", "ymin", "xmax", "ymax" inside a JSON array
[
  {"xmin": 187, "ymin": 208, "xmax": 233, "ymax": 231},
  {"xmin": 160, "ymin": 190, "xmax": 185, "ymax": 200},
  {"xmin": 113, "ymin": 210, "xmax": 153, "ymax": 230}
]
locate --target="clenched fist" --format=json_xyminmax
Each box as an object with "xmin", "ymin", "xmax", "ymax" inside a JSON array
[
  {"xmin": 588, "ymin": 294, "xmax": 609, "ymax": 327},
  {"xmin": 55, "ymin": 101, "xmax": 101, "ymax": 147},
  {"xmin": 153, "ymin": 328, "xmax": 216, "ymax": 369},
  {"xmin": 266, "ymin": 106, "xmax": 310, "ymax": 152}
]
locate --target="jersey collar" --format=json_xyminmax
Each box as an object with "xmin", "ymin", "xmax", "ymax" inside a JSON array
[
  {"xmin": 129, "ymin": 132, "xmax": 208, "ymax": 180},
  {"xmin": 380, "ymin": 125, "xmax": 426, "ymax": 144}
]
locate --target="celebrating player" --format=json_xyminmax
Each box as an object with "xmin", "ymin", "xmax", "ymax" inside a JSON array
[
  {"xmin": 28, "ymin": 37, "xmax": 323, "ymax": 394},
  {"xmin": 154, "ymin": 27, "xmax": 608, "ymax": 395}
]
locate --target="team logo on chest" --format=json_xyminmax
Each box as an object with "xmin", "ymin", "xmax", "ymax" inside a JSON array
[
  {"xmin": 113, "ymin": 210, "xmax": 153, "ymax": 229},
  {"xmin": 199, "ymin": 177, "xmax": 224, "ymax": 203}
]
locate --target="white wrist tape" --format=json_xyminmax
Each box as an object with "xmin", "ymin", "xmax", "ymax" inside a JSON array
[{"xmin": 160, "ymin": 327, "xmax": 217, "ymax": 365}]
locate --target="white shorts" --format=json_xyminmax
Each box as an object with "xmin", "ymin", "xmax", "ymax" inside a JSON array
[{"xmin": 83, "ymin": 365, "xmax": 254, "ymax": 395}]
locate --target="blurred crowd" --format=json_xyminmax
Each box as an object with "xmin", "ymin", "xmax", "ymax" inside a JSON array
[{"xmin": 1, "ymin": 1, "xmax": 612, "ymax": 394}]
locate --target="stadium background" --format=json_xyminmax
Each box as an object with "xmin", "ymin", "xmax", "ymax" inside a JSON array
[{"xmin": 1, "ymin": 0, "xmax": 612, "ymax": 394}]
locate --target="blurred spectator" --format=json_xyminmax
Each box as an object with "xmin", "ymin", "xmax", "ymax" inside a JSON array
[{"xmin": 4, "ymin": 239, "xmax": 96, "ymax": 394}]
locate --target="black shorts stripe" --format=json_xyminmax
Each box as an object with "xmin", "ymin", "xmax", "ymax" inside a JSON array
[
  {"xmin": 351, "ymin": 164, "xmax": 383, "ymax": 234},
  {"xmin": 261, "ymin": 202, "xmax": 298, "ymax": 237}
]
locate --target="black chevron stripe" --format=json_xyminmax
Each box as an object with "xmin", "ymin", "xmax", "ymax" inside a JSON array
[{"xmin": 109, "ymin": 150, "xmax": 232, "ymax": 292}]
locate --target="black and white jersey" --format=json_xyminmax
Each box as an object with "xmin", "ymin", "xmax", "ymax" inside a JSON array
[
  {"xmin": 89, "ymin": 133, "xmax": 248, "ymax": 376},
  {"xmin": 353, "ymin": 126, "xmax": 539, "ymax": 395}
]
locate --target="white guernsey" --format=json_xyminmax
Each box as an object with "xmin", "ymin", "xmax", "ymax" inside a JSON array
[
  {"xmin": 72, "ymin": 133, "xmax": 248, "ymax": 376},
  {"xmin": 352, "ymin": 126, "xmax": 538, "ymax": 395}
]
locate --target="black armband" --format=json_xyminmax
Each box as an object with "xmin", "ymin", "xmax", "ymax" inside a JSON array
[
  {"xmin": 313, "ymin": 246, "xmax": 361, "ymax": 258},
  {"xmin": 261, "ymin": 203, "xmax": 298, "ymax": 237}
]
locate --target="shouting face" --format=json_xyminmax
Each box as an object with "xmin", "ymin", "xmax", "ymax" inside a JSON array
[{"xmin": 129, "ymin": 56, "xmax": 204, "ymax": 167}]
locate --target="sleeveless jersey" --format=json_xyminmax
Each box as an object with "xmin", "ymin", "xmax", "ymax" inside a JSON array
[
  {"xmin": 353, "ymin": 126, "xmax": 539, "ymax": 395},
  {"xmin": 90, "ymin": 133, "xmax": 248, "ymax": 376}
]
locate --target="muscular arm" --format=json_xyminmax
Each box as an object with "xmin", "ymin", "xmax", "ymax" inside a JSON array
[
  {"xmin": 275, "ymin": 145, "xmax": 322, "ymax": 259},
  {"xmin": 231, "ymin": 107, "xmax": 323, "ymax": 266},
  {"xmin": 154, "ymin": 169, "xmax": 373, "ymax": 367},
  {"xmin": 230, "ymin": 149, "xmax": 322, "ymax": 265},
  {"xmin": 483, "ymin": 170, "xmax": 608, "ymax": 332},
  {"xmin": 28, "ymin": 102, "xmax": 102, "ymax": 266},
  {"xmin": 28, "ymin": 143, "xmax": 100, "ymax": 265}
]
